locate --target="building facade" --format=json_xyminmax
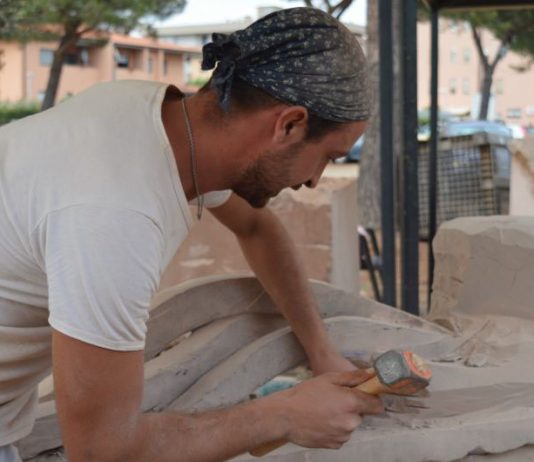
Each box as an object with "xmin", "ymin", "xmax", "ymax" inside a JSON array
[
  {"xmin": 418, "ymin": 19, "xmax": 534, "ymax": 127},
  {"xmin": 0, "ymin": 33, "xmax": 203, "ymax": 103},
  {"xmin": 155, "ymin": 6, "xmax": 366, "ymax": 48}
]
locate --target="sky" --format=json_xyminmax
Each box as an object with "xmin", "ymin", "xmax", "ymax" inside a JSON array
[{"xmin": 155, "ymin": 0, "xmax": 367, "ymax": 27}]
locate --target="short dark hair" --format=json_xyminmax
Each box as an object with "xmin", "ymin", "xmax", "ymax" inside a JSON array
[{"xmin": 199, "ymin": 77, "xmax": 344, "ymax": 141}]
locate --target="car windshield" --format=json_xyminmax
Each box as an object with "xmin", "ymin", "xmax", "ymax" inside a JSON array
[{"xmin": 446, "ymin": 122, "xmax": 511, "ymax": 138}]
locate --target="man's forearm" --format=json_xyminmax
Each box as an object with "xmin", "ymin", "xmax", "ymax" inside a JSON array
[
  {"xmin": 80, "ymin": 394, "xmax": 287, "ymax": 462},
  {"xmin": 236, "ymin": 209, "xmax": 337, "ymax": 365}
]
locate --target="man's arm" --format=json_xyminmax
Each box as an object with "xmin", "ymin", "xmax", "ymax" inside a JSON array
[
  {"xmin": 52, "ymin": 330, "xmax": 382, "ymax": 461},
  {"xmin": 210, "ymin": 193, "xmax": 355, "ymax": 375}
]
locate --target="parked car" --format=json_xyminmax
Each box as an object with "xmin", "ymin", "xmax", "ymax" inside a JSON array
[
  {"xmin": 506, "ymin": 124, "xmax": 527, "ymax": 139},
  {"xmin": 418, "ymin": 124, "xmax": 431, "ymax": 142},
  {"xmin": 418, "ymin": 120, "xmax": 513, "ymax": 141},
  {"xmin": 336, "ymin": 135, "xmax": 365, "ymax": 163},
  {"xmin": 442, "ymin": 120, "xmax": 512, "ymax": 139}
]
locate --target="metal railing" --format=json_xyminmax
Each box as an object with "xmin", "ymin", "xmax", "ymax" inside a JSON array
[{"xmin": 419, "ymin": 132, "xmax": 511, "ymax": 239}]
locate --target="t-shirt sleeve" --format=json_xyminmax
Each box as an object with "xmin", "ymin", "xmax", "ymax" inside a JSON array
[
  {"xmin": 189, "ymin": 190, "xmax": 232, "ymax": 209},
  {"xmin": 36, "ymin": 205, "xmax": 164, "ymax": 351}
]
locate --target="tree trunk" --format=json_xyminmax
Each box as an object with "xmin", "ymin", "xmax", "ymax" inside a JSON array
[
  {"xmin": 357, "ymin": 0, "xmax": 380, "ymax": 229},
  {"xmin": 41, "ymin": 29, "xmax": 79, "ymax": 111},
  {"xmin": 469, "ymin": 24, "xmax": 508, "ymax": 121},
  {"xmin": 357, "ymin": 1, "xmax": 402, "ymax": 229},
  {"xmin": 392, "ymin": 1, "xmax": 403, "ymax": 215},
  {"xmin": 478, "ymin": 72, "xmax": 493, "ymax": 120}
]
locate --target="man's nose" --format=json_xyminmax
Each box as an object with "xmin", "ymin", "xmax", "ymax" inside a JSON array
[{"xmin": 306, "ymin": 163, "xmax": 327, "ymax": 189}]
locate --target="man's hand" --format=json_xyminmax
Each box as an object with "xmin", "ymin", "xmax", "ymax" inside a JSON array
[{"xmin": 276, "ymin": 370, "xmax": 384, "ymax": 449}]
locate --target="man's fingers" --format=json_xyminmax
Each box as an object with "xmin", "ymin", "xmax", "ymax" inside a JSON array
[
  {"xmin": 327, "ymin": 369, "xmax": 376, "ymax": 387},
  {"xmin": 351, "ymin": 389, "xmax": 385, "ymax": 415}
]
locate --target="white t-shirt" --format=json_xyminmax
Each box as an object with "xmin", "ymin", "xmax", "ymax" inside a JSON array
[{"xmin": 0, "ymin": 80, "xmax": 231, "ymax": 445}]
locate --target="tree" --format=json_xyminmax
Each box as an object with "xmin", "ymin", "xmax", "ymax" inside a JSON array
[
  {"xmin": 0, "ymin": 0, "xmax": 186, "ymax": 110},
  {"xmin": 463, "ymin": 11, "xmax": 534, "ymax": 120},
  {"xmin": 289, "ymin": 0, "xmax": 355, "ymax": 19},
  {"xmin": 0, "ymin": 0, "xmax": 18, "ymax": 37},
  {"xmin": 418, "ymin": 6, "xmax": 534, "ymax": 120}
]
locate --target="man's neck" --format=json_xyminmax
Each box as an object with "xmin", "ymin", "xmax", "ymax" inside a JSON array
[{"xmin": 161, "ymin": 92, "xmax": 240, "ymax": 201}]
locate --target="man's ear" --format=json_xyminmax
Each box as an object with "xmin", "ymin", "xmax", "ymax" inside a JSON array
[{"xmin": 272, "ymin": 106, "xmax": 309, "ymax": 146}]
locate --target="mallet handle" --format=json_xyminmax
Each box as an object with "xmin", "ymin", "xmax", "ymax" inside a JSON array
[{"xmin": 249, "ymin": 373, "xmax": 382, "ymax": 458}]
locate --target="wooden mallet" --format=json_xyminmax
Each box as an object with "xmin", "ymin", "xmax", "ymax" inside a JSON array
[{"xmin": 250, "ymin": 349, "xmax": 432, "ymax": 457}]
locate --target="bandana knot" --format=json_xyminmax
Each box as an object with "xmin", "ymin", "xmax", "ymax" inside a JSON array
[{"xmin": 202, "ymin": 34, "xmax": 242, "ymax": 111}]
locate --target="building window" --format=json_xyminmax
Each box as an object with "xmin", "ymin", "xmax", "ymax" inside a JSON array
[
  {"xmin": 40, "ymin": 49, "xmax": 54, "ymax": 66},
  {"xmin": 463, "ymin": 78, "xmax": 470, "ymax": 95},
  {"xmin": 80, "ymin": 49, "xmax": 89, "ymax": 66},
  {"xmin": 496, "ymin": 79, "xmax": 504, "ymax": 95},
  {"xmin": 463, "ymin": 48, "xmax": 471, "ymax": 63},
  {"xmin": 115, "ymin": 51, "xmax": 129, "ymax": 68},
  {"xmin": 163, "ymin": 58, "xmax": 168, "ymax": 75},
  {"xmin": 450, "ymin": 49, "xmax": 457, "ymax": 64},
  {"xmin": 64, "ymin": 53, "xmax": 79, "ymax": 65},
  {"xmin": 507, "ymin": 108, "xmax": 522, "ymax": 119},
  {"xmin": 147, "ymin": 56, "xmax": 154, "ymax": 74},
  {"xmin": 55, "ymin": 45, "xmax": 91, "ymax": 66},
  {"xmin": 449, "ymin": 78, "xmax": 457, "ymax": 95},
  {"xmin": 115, "ymin": 47, "xmax": 143, "ymax": 70}
]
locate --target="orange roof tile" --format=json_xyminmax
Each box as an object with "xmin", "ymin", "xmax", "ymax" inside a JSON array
[{"xmin": 110, "ymin": 33, "xmax": 201, "ymax": 54}]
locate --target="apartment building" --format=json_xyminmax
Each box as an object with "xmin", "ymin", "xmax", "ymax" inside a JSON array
[
  {"xmin": 0, "ymin": 33, "xmax": 204, "ymax": 103},
  {"xmin": 418, "ymin": 19, "xmax": 534, "ymax": 126},
  {"xmin": 156, "ymin": 7, "xmax": 366, "ymax": 48}
]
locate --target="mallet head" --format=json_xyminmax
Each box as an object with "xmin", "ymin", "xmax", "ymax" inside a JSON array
[{"xmin": 373, "ymin": 350, "xmax": 432, "ymax": 395}]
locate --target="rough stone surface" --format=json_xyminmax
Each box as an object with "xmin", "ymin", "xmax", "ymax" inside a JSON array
[
  {"xmin": 430, "ymin": 216, "xmax": 534, "ymax": 322},
  {"xmin": 170, "ymin": 316, "xmax": 448, "ymax": 413},
  {"xmin": 142, "ymin": 314, "xmax": 287, "ymax": 412},
  {"xmin": 159, "ymin": 171, "xmax": 360, "ymax": 294},
  {"xmin": 25, "ymin": 276, "xmax": 434, "ymax": 459},
  {"xmin": 455, "ymin": 445, "xmax": 534, "ymax": 461},
  {"xmin": 510, "ymin": 138, "xmax": 534, "ymax": 216},
  {"xmin": 21, "ymin": 261, "xmax": 534, "ymax": 461}
]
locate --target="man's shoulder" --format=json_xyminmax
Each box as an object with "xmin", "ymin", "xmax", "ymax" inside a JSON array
[{"xmin": 66, "ymin": 80, "xmax": 169, "ymax": 108}]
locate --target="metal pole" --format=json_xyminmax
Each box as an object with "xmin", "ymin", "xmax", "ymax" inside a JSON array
[
  {"xmin": 428, "ymin": 6, "xmax": 439, "ymax": 310},
  {"xmin": 379, "ymin": 0, "xmax": 396, "ymax": 307},
  {"xmin": 401, "ymin": 0, "xmax": 419, "ymax": 315}
]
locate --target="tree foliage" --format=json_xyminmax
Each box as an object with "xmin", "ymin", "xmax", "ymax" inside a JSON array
[
  {"xmin": 288, "ymin": 0, "xmax": 355, "ymax": 19},
  {"xmin": 462, "ymin": 10, "xmax": 534, "ymax": 58},
  {"xmin": 0, "ymin": 0, "xmax": 186, "ymax": 109}
]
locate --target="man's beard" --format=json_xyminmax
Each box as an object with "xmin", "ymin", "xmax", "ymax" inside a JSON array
[{"xmin": 232, "ymin": 144, "xmax": 303, "ymax": 208}]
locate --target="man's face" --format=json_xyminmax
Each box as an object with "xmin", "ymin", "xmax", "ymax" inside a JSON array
[{"xmin": 232, "ymin": 120, "xmax": 366, "ymax": 208}]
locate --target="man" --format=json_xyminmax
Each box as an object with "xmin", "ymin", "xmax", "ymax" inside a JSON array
[{"xmin": 0, "ymin": 7, "xmax": 382, "ymax": 462}]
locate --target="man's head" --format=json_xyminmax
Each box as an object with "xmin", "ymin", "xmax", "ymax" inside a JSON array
[{"xmin": 200, "ymin": 7, "xmax": 369, "ymax": 207}]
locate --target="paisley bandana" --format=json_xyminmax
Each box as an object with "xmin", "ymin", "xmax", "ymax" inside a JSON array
[{"xmin": 201, "ymin": 7, "xmax": 369, "ymax": 122}]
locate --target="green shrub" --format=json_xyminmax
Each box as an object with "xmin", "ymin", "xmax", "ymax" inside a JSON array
[
  {"xmin": 0, "ymin": 101, "xmax": 40, "ymax": 125},
  {"xmin": 187, "ymin": 76, "xmax": 209, "ymax": 88}
]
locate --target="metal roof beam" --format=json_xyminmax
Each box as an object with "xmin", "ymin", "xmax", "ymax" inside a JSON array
[{"xmin": 422, "ymin": 0, "xmax": 534, "ymax": 10}]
